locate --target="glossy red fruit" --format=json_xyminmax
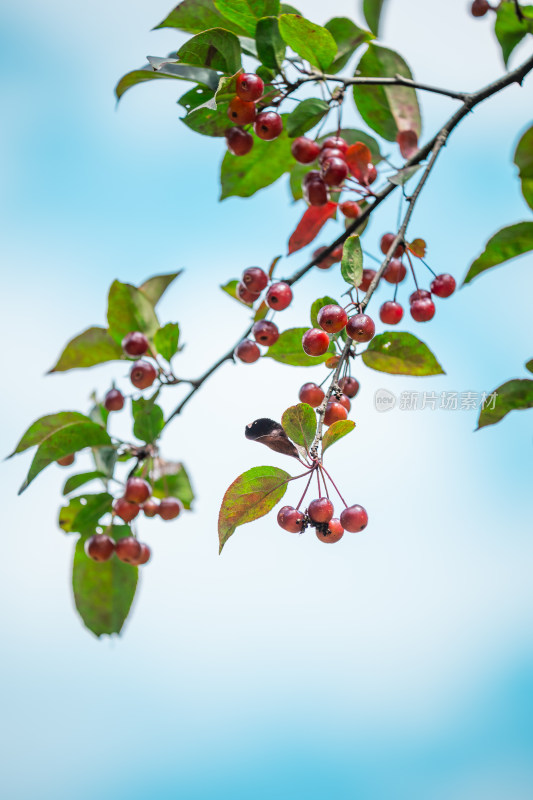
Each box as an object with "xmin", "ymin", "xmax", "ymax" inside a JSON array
[
  {"xmin": 324, "ymin": 402, "xmax": 348, "ymax": 426},
  {"xmin": 340, "ymin": 504, "xmax": 368, "ymax": 532},
  {"xmin": 303, "ymin": 170, "xmax": 322, "ymax": 187},
  {"xmin": 291, "ymin": 137, "xmax": 320, "ymax": 163},
  {"xmin": 236, "ymin": 72, "xmax": 264, "ymax": 102},
  {"xmin": 302, "ymin": 328, "xmax": 330, "ymax": 356},
  {"xmin": 308, "ymin": 497, "xmax": 334, "ymax": 524},
  {"xmin": 226, "ymin": 127, "xmax": 254, "ymax": 156},
  {"xmin": 122, "ymin": 331, "xmax": 149, "ymax": 357},
  {"xmin": 277, "ymin": 505, "xmax": 305, "ymax": 533},
  {"xmin": 104, "ymin": 389, "xmax": 124, "ymax": 412},
  {"xmin": 85, "ymin": 534, "xmax": 115, "ymax": 562},
  {"xmin": 236, "ymin": 282, "xmax": 260, "ymax": 304},
  {"xmin": 380, "ymin": 233, "xmax": 405, "ymax": 258},
  {"xmin": 410, "ymin": 298, "xmax": 436, "ymax": 322},
  {"xmin": 336, "ymin": 394, "xmax": 350, "ymax": 412},
  {"xmin": 113, "ymin": 498, "xmax": 140, "ymax": 523},
  {"xmin": 304, "ymin": 179, "xmax": 328, "ymax": 206},
  {"xmin": 322, "ymin": 136, "xmax": 348, "ymax": 153},
  {"xmin": 409, "ymin": 289, "xmax": 432, "ymax": 303},
  {"xmin": 339, "ymin": 376, "xmax": 360, "ymax": 397},
  {"xmin": 158, "ymin": 497, "xmax": 183, "ymax": 520},
  {"xmin": 124, "ymin": 477, "xmax": 151, "ymax": 504},
  {"xmin": 299, "ymin": 382, "xmax": 325, "ymax": 407},
  {"xmin": 383, "ymin": 258, "xmax": 407, "ymax": 284},
  {"xmin": 471, "ymin": 0, "xmax": 490, "ymax": 16},
  {"xmin": 319, "ymin": 147, "xmax": 345, "ymax": 166},
  {"xmin": 143, "ymin": 499, "xmax": 160, "ymax": 518},
  {"xmin": 242, "ymin": 267, "xmax": 268, "ymax": 293},
  {"xmin": 235, "ymin": 339, "xmax": 261, "ymax": 363},
  {"xmin": 346, "ymin": 313, "xmax": 375, "ymax": 343},
  {"xmin": 317, "ymin": 304, "xmax": 348, "ymax": 333},
  {"xmin": 252, "ymin": 320, "xmax": 279, "ymax": 346},
  {"xmin": 360, "ymin": 269, "xmax": 377, "ymax": 292},
  {"xmin": 316, "ymin": 518, "xmax": 344, "ymax": 543},
  {"xmin": 430, "ymin": 273, "xmax": 456, "ymax": 298},
  {"xmin": 227, "ymin": 97, "xmax": 256, "ymax": 125},
  {"xmin": 57, "ymin": 454, "xmax": 75, "ymax": 467},
  {"xmin": 115, "ymin": 537, "xmax": 142, "ymax": 564},
  {"xmin": 322, "ymin": 157, "xmax": 349, "ymax": 187},
  {"xmin": 130, "ymin": 360, "xmax": 157, "ymax": 390},
  {"xmin": 136, "ymin": 543, "xmax": 151, "ymax": 565},
  {"xmin": 254, "ymin": 111, "xmax": 283, "ymax": 140},
  {"xmin": 266, "ymin": 282, "xmax": 292, "ymax": 310},
  {"xmin": 339, "ymin": 201, "xmax": 361, "ymax": 219},
  {"xmin": 380, "ymin": 301, "xmax": 404, "ymax": 325}
]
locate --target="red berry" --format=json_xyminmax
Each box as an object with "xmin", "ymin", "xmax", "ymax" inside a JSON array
[
  {"xmin": 227, "ymin": 97, "xmax": 256, "ymax": 125},
  {"xmin": 379, "ymin": 301, "xmax": 404, "ymax": 325},
  {"xmin": 316, "ymin": 518, "xmax": 344, "ymax": 543},
  {"xmin": 317, "ymin": 304, "xmax": 348, "ymax": 333},
  {"xmin": 339, "ymin": 377, "xmax": 359, "ymax": 398},
  {"xmin": 57, "ymin": 454, "xmax": 75, "ymax": 467},
  {"xmin": 130, "ymin": 360, "xmax": 157, "ymax": 390},
  {"xmin": 380, "ymin": 233, "xmax": 405, "ymax": 258},
  {"xmin": 113, "ymin": 498, "xmax": 140, "ymax": 523},
  {"xmin": 104, "ymin": 389, "xmax": 124, "ymax": 412},
  {"xmin": 236, "ymin": 282, "xmax": 260, "ymax": 304},
  {"xmin": 158, "ymin": 497, "xmax": 183, "ymax": 520},
  {"xmin": 322, "ymin": 136, "xmax": 348, "ymax": 153},
  {"xmin": 266, "ymin": 282, "xmax": 292, "ymax": 310},
  {"xmin": 136, "ymin": 543, "xmax": 151, "ymax": 565},
  {"xmin": 383, "ymin": 258, "xmax": 407, "ymax": 284},
  {"xmin": 235, "ymin": 339, "xmax": 261, "ymax": 363},
  {"xmin": 360, "ymin": 269, "xmax": 377, "ymax": 292},
  {"xmin": 299, "ymin": 382, "xmax": 325, "ymax": 407},
  {"xmin": 338, "ymin": 394, "xmax": 351, "ymax": 411},
  {"xmin": 236, "ymin": 72, "xmax": 264, "ymax": 102},
  {"xmin": 277, "ymin": 505, "xmax": 305, "ymax": 533},
  {"xmin": 226, "ymin": 127, "xmax": 253, "ymax": 156},
  {"xmin": 339, "ymin": 201, "xmax": 361, "ymax": 219},
  {"xmin": 319, "ymin": 147, "xmax": 345, "ymax": 166},
  {"xmin": 291, "ymin": 137, "xmax": 320, "ymax": 163},
  {"xmin": 124, "ymin": 477, "xmax": 151, "ymax": 504},
  {"xmin": 304, "ymin": 178, "xmax": 328, "ymax": 206},
  {"xmin": 308, "ymin": 497, "xmax": 334, "ymax": 524},
  {"xmin": 340, "ymin": 504, "xmax": 368, "ymax": 532},
  {"xmin": 143, "ymin": 499, "xmax": 159, "ymax": 518},
  {"xmin": 302, "ymin": 328, "xmax": 330, "ymax": 357},
  {"xmin": 252, "ymin": 320, "xmax": 279, "ymax": 346},
  {"xmin": 242, "ymin": 266, "xmax": 268, "ymax": 293},
  {"xmin": 302, "ymin": 170, "xmax": 322, "ymax": 187},
  {"xmin": 115, "ymin": 536, "xmax": 142, "ymax": 564},
  {"xmin": 346, "ymin": 313, "xmax": 375, "ymax": 343},
  {"xmin": 410, "ymin": 298, "xmax": 436, "ymax": 322},
  {"xmin": 85, "ymin": 534, "xmax": 115, "ymax": 562},
  {"xmin": 254, "ymin": 111, "xmax": 283, "ymax": 140},
  {"xmin": 409, "ymin": 289, "xmax": 432, "ymax": 304},
  {"xmin": 430, "ymin": 273, "xmax": 456, "ymax": 298},
  {"xmin": 322, "ymin": 157, "xmax": 349, "ymax": 187},
  {"xmin": 471, "ymin": 0, "xmax": 490, "ymax": 16},
  {"xmin": 324, "ymin": 402, "xmax": 348, "ymax": 426},
  {"xmin": 122, "ymin": 331, "xmax": 149, "ymax": 357}
]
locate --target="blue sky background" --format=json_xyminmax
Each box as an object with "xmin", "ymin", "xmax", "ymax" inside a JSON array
[{"xmin": 1, "ymin": 1, "xmax": 532, "ymax": 798}]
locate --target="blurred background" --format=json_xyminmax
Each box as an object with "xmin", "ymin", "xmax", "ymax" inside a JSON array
[{"xmin": 1, "ymin": 1, "xmax": 532, "ymax": 798}]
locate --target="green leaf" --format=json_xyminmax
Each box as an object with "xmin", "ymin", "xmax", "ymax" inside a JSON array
[
  {"xmin": 152, "ymin": 461, "xmax": 195, "ymax": 509},
  {"xmin": 9, "ymin": 411, "xmax": 93, "ymax": 457},
  {"xmin": 155, "ymin": 0, "xmax": 249, "ymax": 35},
  {"xmin": 59, "ymin": 492, "xmax": 113, "ymax": 534},
  {"xmin": 132, "ymin": 396, "xmax": 165, "ymax": 444},
  {"xmin": 310, "ymin": 296, "xmax": 338, "ymax": 329},
  {"xmin": 107, "ymin": 280, "xmax": 159, "ymax": 345},
  {"xmin": 214, "ymin": 0, "xmax": 280, "ymax": 37},
  {"xmin": 463, "ymin": 222, "xmax": 533, "ymax": 285},
  {"xmin": 265, "ymin": 327, "xmax": 335, "ymax": 366},
  {"xmin": 218, "ymin": 465, "xmax": 290, "ymax": 552},
  {"xmin": 285, "ymin": 98, "xmax": 329, "ymax": 137},
  {"xmin": 154, "ymin": 323, "xmax": 180, "ymax": 362},
  {"xmin": 19, "ymin": 423, "xmax": 113, "ymax": 494},
  {"xmin": 514, "ymin": 124, "xmax": 533, "ymax": 211},
  {"xmin": 254, "ymin": 300, "xmax": 269, "ymax": 321},
  {"xmin": 280, "ymin": 3, "xmax": 300, "ymax": 12},
  {"xmin": 115, "ymin": 68, "xmax": 182, "ymax": 102},
  {"xmin": 139, "ymin": 272, "xmax": 181, "ymax": 306},
  {"xmin": 477, "ymin": 379, "xmax": 533, "ymax": 430},
  {"xmin": 63, "ymin": 471, "xmax": 107, "ymax": 496},
  {"xmin": 341, "ymin": 234, "xmax": 363, "ymax": 287},
  {"xmin": 180, "ymin": 73, "xmax": 239, "ymax": 136},
  {"xmin": 220, "ymin": 120, "xmax": 294, "ymax": 199},
  {"xmin": 115, "ymin": 60, "xmax": 220, "ymax": 102},
  {"xmin": 221, "ymin": 279, "xmax": 253, "ymax": 306},
  {"xmin": 494, "ymin": 4, "xmax": 533, "ymax": 67},
  {"xmin": 388, "ymin": 164, "xmax": 421, "ymax": 186},
  {"xmin": 47, "ymin": 327, "xmax": 123, "ymax": 373},
  {"xmin": 281, "ymin": 403, "xmax": 316, "ymax": 450},
  {"xmin": 353, "ymin": 44, "xmax": 421, "ymax": 142},
  {"xmin": 278, "ymin": 14, "xmax": 337, "ymax": 71},
  {"xmin": 92, "ymin": 446, "xmax": 118, "ymax": 479},
  {"xmin": 146, "ymin": 56, "xmax": 221, "ymax": 90},
  {"xmin": 363, "ymin": 0, "xmax": 388, "ymax": 35},
  {"xmin": 256, "ymin": 16, "xmax": 286, "ymax": 70},
  {"xmin": 324, "ymin": 17, "xmax": 374, "ymax": 73},
  {"xmin": 526, "ymin": 359, "xmax": 533, "ymax": 374},
  {"xmin": 321, "ymin": 419, "xmax": 355, "ymax": 453},
  {"xmin": 362, "ymin": 332, "xmax": 445, "ymax": 376},
  {"xmin": 72, "ymin": 526, "xmax": 138, "ymax": 637},
  {"xmin": 176, "ymin": 27, "xmax": 242, "ymax": 73}
]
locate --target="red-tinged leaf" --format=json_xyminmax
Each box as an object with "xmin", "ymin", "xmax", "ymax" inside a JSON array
[
  {"xmin": 268, "ymin": 255, "xmax": 282, "ymax": 278},
  {"xmin": 408, "ymin": 238, "xmax": 426, "ymax": 258},
  {"xmin": 321, "ymin": 419, "xmax": 355, "ymax": 454},
  {"xmin": 288, "ymin": 202, "xmax": 337, "ymax": 254},
  {"xmin": 254, "ymin": 301, "xmax": 269, "ymax": 322},
  {"xmin": 397, "ymin": 129, "xmax": 418, "ymax": 159},
  {"xmin": 345, "ymin": 142, "xmax": 372, "ymax": 183}
]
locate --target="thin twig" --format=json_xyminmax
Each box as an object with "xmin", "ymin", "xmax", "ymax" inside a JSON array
[{"xmin": 302, "ymin": 72, "xmax": 468, "ymax": 102}]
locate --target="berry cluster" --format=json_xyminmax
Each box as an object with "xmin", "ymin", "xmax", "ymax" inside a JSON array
[
  {"xmin": 225, "ymin": 73, "xmax": 283, "ymax": 156},
  {"xmin": 299, "ymin": 375, "xmax": 359, "ymax": 427},
  {"xmin": 234, "ymin": 266, "xmax": 293, "ymax": 364},
  {"xmin": 278, "ymin": 498, "xmax": 368, "ymax": 544},
  {"xmin": 85, "ymin": 533, "xmax": 151, "ymax": 566}
]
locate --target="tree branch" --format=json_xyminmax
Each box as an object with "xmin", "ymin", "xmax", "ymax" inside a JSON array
[{"xmin": 306, "ymin": 73, "xmax": 468, "ymax": 102}]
